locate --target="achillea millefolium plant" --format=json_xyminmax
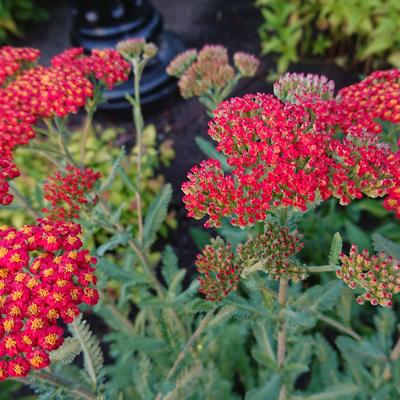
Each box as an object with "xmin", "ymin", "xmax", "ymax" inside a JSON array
[{"xmin": 0, "ymin": 39, "xmax": 400, "ymax": 400}]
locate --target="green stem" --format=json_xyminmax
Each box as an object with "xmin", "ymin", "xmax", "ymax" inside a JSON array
[
  {"xmin": 19, "ymin": 147, "xmax": 65, "ymax": 170},
  {"xmin": 154, "ymin": 308, "xmax": 216, "ymax": 400},
  {"xmin": 23, "ymin": 370, "xmax": 96, "ymax": 400},
  {"xmin": 277, "ymin": 279, "xmax": 288, "ymax": 400},
  {"xmin": 313, "ymin": 311, "xmax": 361, "ymax": 341},
  {"xmin": 80, "ymin": 108, "xmax": 95, "ymax": 165},
  {"xmin": 306, "ymin": 265, "xmax": 339, "ymax": 273},
  {"xmin": 99, "ymin": 290, "xmax": 135, "ymax": 334},
  {"xmin": 98, "ymin": 200, "xmax": 163, "ymax": 297},
  {"xmin": 132, "ymin": 61, "xmax": 144, "ymax": 245},
  {"xmin": 9, "ymin": 182, "xmax": 39, "ymax": 219},
  {"xmin": 46, "ymin": 118, "xmax": 77, "ymax": 167}
]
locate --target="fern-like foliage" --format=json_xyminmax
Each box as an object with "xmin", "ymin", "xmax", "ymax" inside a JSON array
[
  {"xmin": 50, "ymin": 337, "xmax": 82, "ymax": 365},
  {"xmin": 372, "ymin": 233, "xmax": 400, "ymax": 259},
  {"xmin": 328, "ymin": 232, "xmax": 342, "ymax": 266},
  {"xmin": 143, "ymin": 183, "xmax": 172, "ymax": 248},
  {"xmin": 69, "ymin": 316, "xmax": 104, "ymax": 389}
]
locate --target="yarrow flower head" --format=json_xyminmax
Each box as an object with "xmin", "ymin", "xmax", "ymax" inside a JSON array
[
  {"xmin": 0, "ymin": 219, "xmax": 98, "ymax": 380},
  {"xmin": 337, "ymin": 244, "xmax": 400, "ymax": 307},
  {"xmin": 183, "ymin": 93, "xmax": 393, "ymax": 227},
  {"xmin": 274, "ymin": 72, "xmax": 335, "ymax": 104},
  {"xmin": 43, "ymin": 165, "xmax": 101, "ymax": 221},
  {"xmin": 338, "ymin": 69, "xmax": 400, "ymax": 128},
  {"xmin": 195, "ymin": 237, "xmax": 242, "ymax": 301},
  {"xmin": 0, "ymin": 45, "xmax": 130, "ymax": 205},
  {"xmin": 116, "ymin": 38, "xmax": 158, "ymax": 61},
  {"xmin": 238, "ymin": 221, "xmax": 306, "ymax": 282},
  {"xmin": 52, "ymin": 48, "xmax": 131, "ymax": 90},
  {"xmin": 0, "ymin": 46, "xmax": 40, "ymax": 86}
]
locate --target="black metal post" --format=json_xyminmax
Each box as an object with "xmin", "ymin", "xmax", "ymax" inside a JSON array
[{"xmin": 70, "ymin": 0, "xmax": 184, "ymax": 109}]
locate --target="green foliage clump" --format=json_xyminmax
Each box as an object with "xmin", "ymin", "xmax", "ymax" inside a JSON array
[
  {"xmin": 0, "ymin": 0, "xmax": 48, "ymax": 44},
  {"xmin": 256, "ymin": 0, "xmax": 400, "ymax": 76}
]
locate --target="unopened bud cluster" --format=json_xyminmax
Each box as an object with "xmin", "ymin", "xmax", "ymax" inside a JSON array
[
  {"xmin": 337, "ymin": 244, "xmax": 400, "ymax": 307},
  {"xmin": 116, "ymin": 38, "xmax": 158, "ymax": 61},
  {"xmin": 167, "ymin": 44, "xmax": 259, "ymax": 99},
  {"xmin": 274, "ymin": 72, "xmax": 335, "ymax": 103},
  {"xmin": 195, "ymin": 237, "xmax": 242, "ymax": 301},
  {"xmin": 238, "ymin": 222, "xmax": 306, "ymax": 282}
]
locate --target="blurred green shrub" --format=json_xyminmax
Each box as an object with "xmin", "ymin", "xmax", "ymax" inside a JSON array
[
  {"xmin": 256, "ymin": 0, "xmax": 400, "ymax": 76},
  {"xmin": 0, "ymin": 0, "xmax": 48, "ymax": 43},
  {"xmin": 0, "ymin": 123, "xmax": 177, "ymax": 237}
]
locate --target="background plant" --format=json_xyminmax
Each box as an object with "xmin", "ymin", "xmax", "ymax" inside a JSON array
[
  {"xmin": 255, "ymin": 0, "xmax": 400, "ymax": 77},
  {"xmin": 1, "ymin": 41, "xmax": 400, "ymax": 400},
  {"xmin": 0, "ymin": 0, "xmax": 48, "ymax": 44}
]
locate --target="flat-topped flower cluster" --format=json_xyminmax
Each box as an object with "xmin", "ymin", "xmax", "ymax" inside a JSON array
[
  {"xmin": 183, "ymin": 90, "xmax": 394, "ymax": 228},
  {"xmin": 0, "ymin": 46, "xmax": 130, "ymax": 206},
  {"xmin": 0, "ymin": 45, "xmax": 132, "ymax": 380},
  {"xmin": 0, "ymin": 219, "xmax": 97, "ymax": 379},
  {"xmin": 182, "ymin": 70, "xmax": 400, "ymax": 302}
]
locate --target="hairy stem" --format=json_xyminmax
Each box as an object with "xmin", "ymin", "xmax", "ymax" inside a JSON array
[
  {"xmin": 21, "ymin": 146, "xmax": 65, "ymax": 170},
  {"xmin": 133, "ymin": 61, "xmax": 144, "ymax": 244},
  {"xmin": 277, "ymin": 279, "xmax": 288, "ymax": 400},
  {"xmin": 25, "ymin": 370, "xmax": 96, "ymax": 400},
  {"xmin": 80, "ymin": 108, "xmax": 94, "ymax": 165},
  {"xmin": 154, "ymin": 308, "xmax": 215, "ymax": 400},
  {"xmin": 9, "ymin": 182, "xmax": 39, "ymax": 219},
  {"xmin": 313, "ymin": 311, "xmax": 361, "ymax": 341},
  {"xmin": 99, "ymin": 290, "xmax": 135, "ymax": 334},
  {"xmin": 306, "ymin": 265, "xmax": 339, "ymax": 273}
]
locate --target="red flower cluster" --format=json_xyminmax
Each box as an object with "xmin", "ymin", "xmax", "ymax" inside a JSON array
[
  {"xmin": 0, "ymin": 160, "xmax": 19, "ymax": 206},
  {"xmin": 338, "ymin": 69, "xmax": 400, "ymax": 130},
  {"xmin": 195, "ymin": 237, "xmax": 242, "ymax": 301},
  {"xmin": 51, "ymin": 47, "xmax": 131, "ymax": 89},
  {"xmin": 183, "ymin": 93, "xmax": 393, "ymax": 227},
  {"xmin": 43, "ymin": 165, "xmax": 101, "ymax": 221},
  {"xmin": 383, "ymin": 150, "xmax": 400, "ymax": 218},
  {"xmin": 0, "ymin": 219, "xmax": 98, "ymax": 379},
  {"xmin": 0, "ymin": 46, "xmax": 40, "ymax": 86},
  {"xmin": 0, "ymin": 46, "xmax": 129, "ymax": 205},
  {"xmin": 238, "ymin": 222, "xmax": 306, "ymax": 282},
  {"xmin": 337, "ymin": 244, "xmax": 400, "ymax": 307}
]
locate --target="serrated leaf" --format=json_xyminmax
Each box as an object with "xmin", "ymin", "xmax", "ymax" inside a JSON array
[
  {"xmin": 99, "ymin": 149, "xmax": 125, "ymax": 192},
  {"xmin": 336, "ymin": 336, "xmax": 386, "ymax": 364},
  {"xmin": 251, "ymin": 349, "xmax": 278, "ymax": 370},
  {"xmin": 345, "ymin": 220, "xmax": 370, "ymax": 249},
  {"xmin": 69, "ymin": 316, "xmax": 104, "ymax": 387},
  {"xmin": 292, "ymin": 384, "xmax": 359, "ymax": 399},
  {"xmin": 96, "ymin": 232, "xmax": 131, "ymax": 256},
  {"xmin": 50, "ymin": 337, "xmax": 81, "ymax": 365},
  {"xmin": 166, "ymin": 269, "xmax": 186, "ymax": 298},
  {"xmin": 328, "ymin": 232, "xmax": 342, "ymax": 266},
  {"xmin": 245, "ymin": 373, "xmax": 281, "ymax": 400},
  {"xmin": 161, "ymin": 245, "xmax": 179, "ymax": 286},
  {"xmin": 143, "ymin": 183, "xmax": 172, "ymax": 248},
  {"xmin": 372, "ymin": 233, "xmax": 400, "ymax": 259},
  {"xmin": 297, "ymin": 281, "xmax": 343, "ymax": 313}
]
